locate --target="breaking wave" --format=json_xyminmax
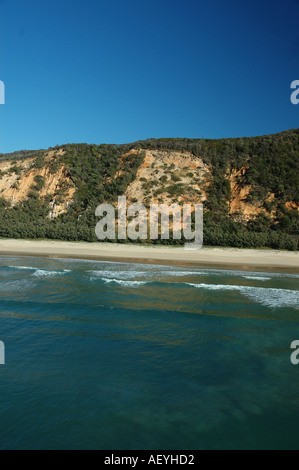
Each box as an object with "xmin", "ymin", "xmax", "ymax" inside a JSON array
[{"xmin": 186, "ymin": 283, "xmax": 299, "ymax": 308}]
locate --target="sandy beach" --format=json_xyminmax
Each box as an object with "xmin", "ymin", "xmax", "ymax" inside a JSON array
[{"xmin": 0, "ymin": 238, "xmax": 298, "ymax": 271}]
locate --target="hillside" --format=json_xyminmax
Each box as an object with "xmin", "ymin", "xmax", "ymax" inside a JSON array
[{"xmin": 0, "ymin": 129, "xmax": 298, "ymax": 250}]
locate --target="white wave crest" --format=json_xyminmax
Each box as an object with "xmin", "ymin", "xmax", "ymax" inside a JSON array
[
  {"xmin": 8, "ymin": 265, "xmax": 36, "ymax": 271},
  {"xmin": 102, "ymin": 278, "xmax": 148, "ymax": 288},
  {"xmin": 242, "ymin": 276, "xmax": 271, "ymax": 281},
  {"xmin": 88, "ymin": 269, "xmax": 147, "ymax": 280},
  {"xmin": 33, "ymin": 269, "xmax": 66, "ymax": 278},
  {"xmin": 186, "ymin": 283, "xmax": 299, "ymax": 308}
]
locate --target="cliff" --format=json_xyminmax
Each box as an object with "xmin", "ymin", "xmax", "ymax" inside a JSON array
[{"xmin": 0, "ymin": 128, "xmax": 298, "ymax": 249}]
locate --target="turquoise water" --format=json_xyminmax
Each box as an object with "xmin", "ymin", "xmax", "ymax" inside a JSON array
[{"xmin": 0, "ymin": 255, "xmax": 299, "ymax": 450}]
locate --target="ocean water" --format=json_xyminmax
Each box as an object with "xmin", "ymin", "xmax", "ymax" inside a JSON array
[{"xmin": 0, "ymin": 255, "xmax": 298, "ymax": 450}]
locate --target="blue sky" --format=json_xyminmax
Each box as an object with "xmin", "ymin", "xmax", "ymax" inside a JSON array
[{"xmin": 0, "ymin": 0, "xmax": 298, "ymax": 153}]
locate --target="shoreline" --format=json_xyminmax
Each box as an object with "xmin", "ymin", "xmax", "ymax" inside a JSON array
[{"xmin": 0, "ymin": 238, "xmax": 298, "ymax": 273}]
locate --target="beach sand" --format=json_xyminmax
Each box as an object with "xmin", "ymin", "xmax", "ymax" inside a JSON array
[{"xmin": 0, "ymin": 238, "xmax": 298, "ymax": 272}]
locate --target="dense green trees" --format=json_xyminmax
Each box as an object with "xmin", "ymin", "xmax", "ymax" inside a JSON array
[{"xmin": 0, "ymin": 130, "xmax": 298, "ymax": 249}]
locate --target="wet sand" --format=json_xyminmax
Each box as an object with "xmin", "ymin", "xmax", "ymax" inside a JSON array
[{"xmin": 0, "ymin": 238, "xmax": 298, "ymax": 272}]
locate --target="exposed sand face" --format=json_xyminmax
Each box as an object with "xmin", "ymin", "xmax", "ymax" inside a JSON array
[
  {"xmin": 124, "ymin": 149, "xmax": 210, "ymax": 206},
  {"xmin": 0, "ymin": 238, "xmax": 298, "ymax": 272}
]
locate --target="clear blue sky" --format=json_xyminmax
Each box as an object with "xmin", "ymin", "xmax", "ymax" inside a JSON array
[{"xmin": 0, "ymin": 0, "xmax": 298, "ymax": 153}]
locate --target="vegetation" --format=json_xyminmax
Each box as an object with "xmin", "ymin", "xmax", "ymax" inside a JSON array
[{"xmin": 0, "ymin": 129, "xmax": 297, "ymax": 249}]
